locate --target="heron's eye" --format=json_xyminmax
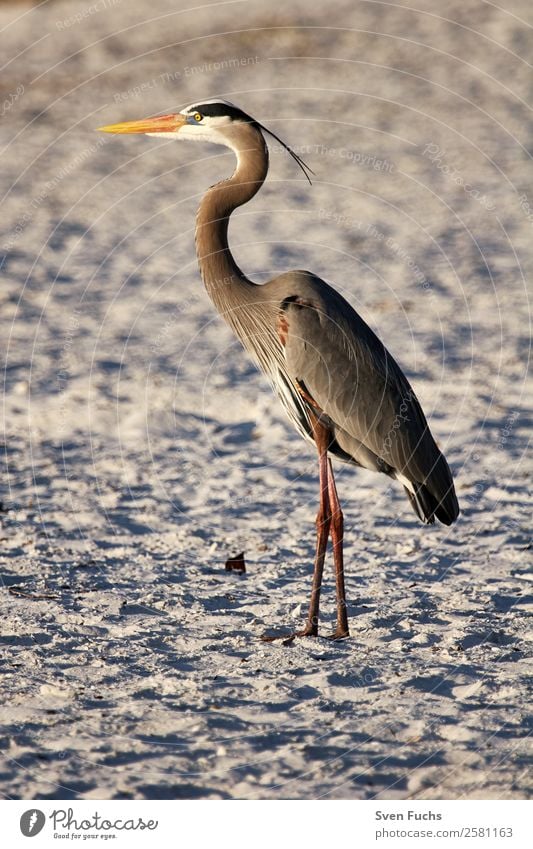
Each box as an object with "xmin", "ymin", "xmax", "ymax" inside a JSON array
[{"xmin": 194, "ymin": 112, "xmax": 202, "ymax": 122}]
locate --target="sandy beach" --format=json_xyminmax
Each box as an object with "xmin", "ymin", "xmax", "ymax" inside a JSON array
[{"xmin": 0, "ymin": 0, "xmax": 531, "ymax": 799}]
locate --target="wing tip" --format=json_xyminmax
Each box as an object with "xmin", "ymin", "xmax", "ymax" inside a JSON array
[{"xmin": 404, "ymin": 482, "xmax": 460, "ymax": 526}]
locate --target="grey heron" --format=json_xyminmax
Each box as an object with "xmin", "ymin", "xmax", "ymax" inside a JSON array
[{"xmin": 98, "ymin": 100, "xmax": 459, "ymax": 640}]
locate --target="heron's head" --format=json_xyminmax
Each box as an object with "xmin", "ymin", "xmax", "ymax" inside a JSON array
[{"xmin": 97, "ymin": 98, "xmax": 312, "ymax": 181}]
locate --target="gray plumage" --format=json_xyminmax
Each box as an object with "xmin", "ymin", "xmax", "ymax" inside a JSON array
[
  {"xmin": 191, "ymin": 117, "xmax": 458, "ymax": 528},
  {"xmin": 277, "ymin": 273, "xmax": 459, "ymax": 525},
  {"xmin": 100, "ymin": 99, "xmax": 459, "ymax": 638}
]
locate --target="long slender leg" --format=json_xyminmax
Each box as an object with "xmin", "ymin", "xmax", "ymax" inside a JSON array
[
  {"xmin": 327, "ymin": 458, "xmax": 349, "ymax": 639},
  {"xmin": 296, "ymin": 423, "xmax": 331, "ymax": 636},
  {"xmin": 261, "ymin": 417, "xmax": 331, "ymax": 641}
]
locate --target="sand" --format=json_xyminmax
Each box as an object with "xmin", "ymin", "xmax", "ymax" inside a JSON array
[{"xmin": 0, "ymin": 0, "xmax": 531, "ymax": 799}]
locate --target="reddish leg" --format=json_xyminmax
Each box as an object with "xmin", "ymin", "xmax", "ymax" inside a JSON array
[
  {"xmin": 326, "ymin": 458, "xmax": 349, "ymax": 640},
  {"xmin": 296, "ymin": 422, "xmax": 331, "ymax": 636},
  {"xmin": 261, "ymin": 418, "xmax": 331, "ymax": 641}
]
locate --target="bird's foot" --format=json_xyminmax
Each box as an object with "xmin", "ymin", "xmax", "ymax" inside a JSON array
[
  {"xmin": 326, "ymin": 627, "xmax": 350, "ymax": 641},
  {"xmin": 261, "ymin": 623, "xmax": 318, "ymax": 644}
]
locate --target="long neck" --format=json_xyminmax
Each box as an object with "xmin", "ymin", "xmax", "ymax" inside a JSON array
[{"xmin": 195, "ymin": 124, "xmax": 269, "ymax": 317}]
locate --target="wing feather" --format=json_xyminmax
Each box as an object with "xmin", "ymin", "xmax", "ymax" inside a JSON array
[{"xmin": 277, "ymin": 277, "xmax": 458, "ymax": 522}]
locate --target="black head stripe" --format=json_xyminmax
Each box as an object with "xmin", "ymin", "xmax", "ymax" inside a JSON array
[
  {"xmin": 192, "ymin": 102, "xmax": 253, "ymax": 122},
  {"xmin": 186, "ymin": 101, "xmax": 314, "ymax": 184}
]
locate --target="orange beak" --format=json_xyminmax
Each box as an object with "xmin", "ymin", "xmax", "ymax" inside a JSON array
[{"xmin": 97, "ymin": 113, "xmax": 186, "ymax": 134}]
